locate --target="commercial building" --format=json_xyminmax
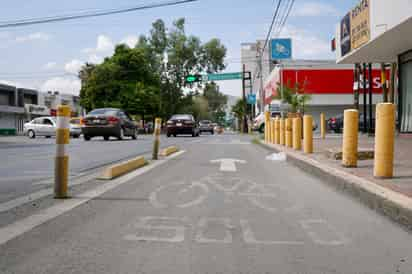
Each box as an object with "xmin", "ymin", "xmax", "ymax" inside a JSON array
[
  {"xmin": 0, "ymin": 84, "xmax": 25, "ymax": 135},
  {"xmin": 335, "ymin": 0, "xmax": 412, "ymax": 133},
  {"xmin": 263, "ymin": 59, "xmax": 385, "ymax": 128},
  {"xmin": 241, "ymin": 40, "xmax": 273, "ymax": 113},
  {"xmin": 0, "ymin": 84, "xmax": 83, "ymax": 135}
]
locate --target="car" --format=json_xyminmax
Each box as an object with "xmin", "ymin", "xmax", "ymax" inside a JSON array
[
  {"xmin": 327, "ymin": 113, "xmax": 375, "ymax": 133},
  {"xmin": 69, "ymin": 117, "xmax": 82, "ymax": 138},
  {"xmin": 166, "ymin": 114, "xmax": 200, "ymax": 137},
  {"xmin": 199, "ymin": 120, "xmax": 214, "ymax": 134},
  {"xmin": 81, "ymin": 108, "xmax": 138, "ymax": 141},
  {"xmin": 24, "ymin": 117, "xmax": 57, "ymax": 139}
]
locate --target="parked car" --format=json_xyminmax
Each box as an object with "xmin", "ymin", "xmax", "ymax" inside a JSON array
[
  {"xmin": 24, "ymin": 117, "xmax": 56, "ymax": 139},
  {"xmin": 81, "ymin": 108, "xmax": 138, "ymax": 141},
  {"xmin": 327, "ymin": 113, "xmax": 375, "ymax": 133},
  {"xmin": 199, "ymin": 120, "xmax": 214, "ymax": 134},
  {"xmin": 166, "ymin": 114, "xmax": 200, "ymax": 137},
  {"xmin": 69, "ymin": 117, "xmax": 82, "ymax": 138}
]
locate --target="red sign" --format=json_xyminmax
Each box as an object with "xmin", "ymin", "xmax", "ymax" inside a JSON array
[{"xmin": 282, "ymin": 69, "xmax": 385, "ymax": 94}]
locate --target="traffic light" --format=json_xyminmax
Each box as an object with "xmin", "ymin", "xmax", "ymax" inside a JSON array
[{"xmin": 185, "ymin": 74, "xmax": 202, "ymax": 84}]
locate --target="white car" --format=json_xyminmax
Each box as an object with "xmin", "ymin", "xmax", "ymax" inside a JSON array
[
  {"xmin": 24, "ymin": 117, "xmax": 57, "ymax": 139},
  {"xmin": 24, "ymin": 117, "xmax": 81, "ymax": 139}
]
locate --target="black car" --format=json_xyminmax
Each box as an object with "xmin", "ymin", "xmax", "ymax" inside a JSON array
[
  {"xmin": 327, "ymin": 113, "xmax": 375, "ymax": 133},
  {"xmin": 81, "ymin": 108, "xmax": 138, "ymax": 141},
  {"xmin": 199, "ymin": 120, "xmax": 214, "ymax": 134},
  {"xmin": 166, "ymin": 114, "xmax": 200, "ymax": 137}
]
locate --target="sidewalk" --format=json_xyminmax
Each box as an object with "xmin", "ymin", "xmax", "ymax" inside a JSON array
[{"xmin": 259, "ymin": 133, "xmax": 412, "ymax": 229}]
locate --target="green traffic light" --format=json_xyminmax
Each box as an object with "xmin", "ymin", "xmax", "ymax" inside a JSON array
[{"xmin": 186, "ymin": 75, "xmax": 197, "ymax": 83}]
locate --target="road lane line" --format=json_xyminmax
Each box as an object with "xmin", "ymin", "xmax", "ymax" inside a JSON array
[{"xmin": 0, "ymin": 150, "xmax": 186, "ymax": 246}]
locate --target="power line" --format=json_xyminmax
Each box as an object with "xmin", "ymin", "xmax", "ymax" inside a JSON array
[
  {"xmin": 274, "ymin": 0, "xmax": 295, "ymax": 37},
  {"xmin": 261, "ymin": 0, "xmax": 283, "ymax": 56},
  {"xmin": 0, "ymin": 0, "xmax": 197, "ymax": 29}
]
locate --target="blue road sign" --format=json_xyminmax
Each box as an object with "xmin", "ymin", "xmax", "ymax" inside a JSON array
[
  {"xmin": 271, "ymin": 38, "xmax": 292, "ymax": 60},
  {"xmin": 247, "ymin": 93, "xmax": 256, "ymax": 105}
]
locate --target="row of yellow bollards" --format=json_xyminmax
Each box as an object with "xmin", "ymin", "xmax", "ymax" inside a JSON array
[
  {"xmin": 264, "ymin": 113, "xmax": 314, "ymax": 154},
  {"xmin": 342, "ymin": 103, "xmax": 396, "ymax": 178},
  {"xmin": 265, "ymin": 103, "xmax": 396, "ymax": 179}
]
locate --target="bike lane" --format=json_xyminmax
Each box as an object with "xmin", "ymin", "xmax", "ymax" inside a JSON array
[{"xmin": 1, "ymin": 134, "xmax": 412, "ymax": 274}]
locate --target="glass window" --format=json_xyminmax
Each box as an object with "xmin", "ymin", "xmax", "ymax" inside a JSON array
[
  {"xmin": 43, "ymin": 118, "xmax": 54, "ymax": 125},
  {"xmin": 89, "ymin": 109, "xmax": 118, "ymax": 116}
]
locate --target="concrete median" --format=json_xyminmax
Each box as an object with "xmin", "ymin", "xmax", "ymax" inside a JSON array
[
  {"xmin": 160, "ymin": 146, "xmax": 179, "ymax": 157},
  {"xmin": 99, "ymin": 156, "xmax": 147, "ymax": 180}
]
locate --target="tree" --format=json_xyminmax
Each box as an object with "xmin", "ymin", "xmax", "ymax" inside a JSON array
[
  {"xmin": 79, "ymin": 44, "xmax": 160, "ymax": 117},
  {"xmin": 273, "ymin": 80, "xmax": 311, "ymax": 113},
  {"xmin": 79, "ymin": 18, "xmax": 227, "ymax": 121},
  {"xmin": 202, "ymin": 82, "xmax": 227, "ymax": 124},
  {"xmin": 231, "ymin": 98, "xmax": 247, "ymax": 131}
]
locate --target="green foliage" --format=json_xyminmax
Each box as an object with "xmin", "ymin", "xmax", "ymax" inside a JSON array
[
  {"xmin": 272, "ymin": 80, "xmax": 312, "ymax": 113},
  {"xmin": 79, "ymin": 18, "xmax": 227, "ymax": 122},
  {"xmin": 203, "ymin": 82, "xmax": 227, "ymax": 123}
]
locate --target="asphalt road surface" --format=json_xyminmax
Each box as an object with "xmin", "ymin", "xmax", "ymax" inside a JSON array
[
  {"xmin": 1, "ymin": 133, "xmax": 412, "ymax": 274},
  {"xmin": 0, "ymin": 134, "xmax": 206, "ymax": 203}
]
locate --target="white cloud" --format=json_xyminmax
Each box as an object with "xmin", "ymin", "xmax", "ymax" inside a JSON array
[
  {"xmin": 291, "ymin": 2, "xmax": 338, "ymax": 17},
  {"xmin": 64, "ymin": 59, "xmax": 83, "ymax": 74},
  {"xmin": 43, "ymin": 62, "xmax": 57, "ymax": 70},
  {"xmin": 41, "ymin": 77, "xmax": 81, "ymax": 95},
  {"xmin": 83, "ymin": 34, "xmax": 114, "ymax": 54},
  {"xmin": 82, "ymin": 34, "xmax": 115, "ymax": 64},
  {"xmin": 120, "ymin": 35, "xmax": 139, "ymax": 48},
  {"xmin": 280, "ymin": 25, "xmax": 333, "ymax": 59},
  {"xmin": 15, "ymin": 32, "xmax": 50, "ymax": 43}
]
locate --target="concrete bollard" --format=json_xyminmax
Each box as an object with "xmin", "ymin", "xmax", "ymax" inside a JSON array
[
  {"xmin": 285, "ymin": 118, "xmax": 293, "ymax": 148},
  {"xmin": 320, "ymin": 112, "xmax": 326, "ymax": 139},
  {"xmin": 303, "ymin": 115, "xmax": 313, "ymax": 154},
  {"xmin": 152, "ymin": 118, "xmax": 162, "ymax": 160},
  {"xmin": 293, "ymin": 117, "xmax": 302, "ymax": 150},
  {"xmin": 268, "ymin": 118, "xmax": 273, "ymax": 144},
  {"xmin": 374, "ymin": 103, "xmax": 396, "ymax": 178},
  {"xmin": 274, "ymin": 117, "xmax": 280, "ymax": 145},
  {"xmin": 280, "ymin": 118, "xmax": 285, "ymax": 146},
  {"xmin": 264, "ymin": 111, "xmax": 270, "ymax": 143},
  {"xmin": 342, "ymin": 109, "xmax": 358, "ymax": 167},
  {"xmin": 271, "ymin": 119, "xmax": 276, "ymax": 144},
  {"xmin": 54, "ymin": 105, "xmax": 71, "ymax": 199}
]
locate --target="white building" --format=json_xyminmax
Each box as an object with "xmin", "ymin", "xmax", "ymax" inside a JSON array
[{"xmin": 335, "ymin": 0, "xmax": 412, "ymax": 133}]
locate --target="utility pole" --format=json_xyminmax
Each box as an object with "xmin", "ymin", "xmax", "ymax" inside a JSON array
[
  {"xmin": 242, "ymin": 64, "xmax": 247, "ymax": 133},
  {"xmin": 363, "ymin": 63, "xmax": 367, "ymax": 133},
  {"xmin": 353, "ymin": 63, "xmax": 360, "ymax": 110},
  {"xmin": 368, "ymin": 63, "xmax": 373, "ymax": 135}
]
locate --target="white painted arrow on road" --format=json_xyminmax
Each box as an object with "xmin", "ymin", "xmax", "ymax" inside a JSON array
[{"xmin": 210, "ymin": 159, "xmax": 247, "ymax": 172}]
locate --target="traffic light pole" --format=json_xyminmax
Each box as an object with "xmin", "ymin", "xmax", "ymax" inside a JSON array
[{"xmin": 242, "ymin": 64, "xmax": 247, "ymax": 133}]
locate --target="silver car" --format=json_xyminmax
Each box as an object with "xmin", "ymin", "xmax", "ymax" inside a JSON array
[
  {"xmin": 24, "ymin": 117, "xmax": 57, "ymax": 139},
  {"xmin": 24, "ymin": 117, "xmax": 80, "ymax": 139}
]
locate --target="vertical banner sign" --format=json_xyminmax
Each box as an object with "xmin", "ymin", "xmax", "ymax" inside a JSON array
[
  {"xmin": 340, "ymin": 12, "xmax": 351, "ymax": 56},
  {"xmin": 351, "ymin": 0, "xmax": 370, "ymax": 50}
]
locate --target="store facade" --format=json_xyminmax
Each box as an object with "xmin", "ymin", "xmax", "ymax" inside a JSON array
[{"xmin": 335, "ymin": 0, "xmax": 412, "ymax": 133}]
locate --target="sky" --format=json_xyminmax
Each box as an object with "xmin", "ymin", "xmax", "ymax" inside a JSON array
[{"xmin": 0, "ymin": 0, "xmax": 360, "ymax": 97}]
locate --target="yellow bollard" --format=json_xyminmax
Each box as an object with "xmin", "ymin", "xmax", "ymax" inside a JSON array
[
  {"xmin": 271, "ymin": 119, "xmax": 276, "ymax": 144},
  {"xmin": 54, "ymin": 105, "xmax": 71, "ymax": 199},
  {"xmin": 264, "ymin": 111, "xmax": 270, "ymax": 143},
  {"xmin": 267, "ymin": 118, "xmax": 272, "ymax": 144},
  {"xmin": 279, "ymin": 118, "xmax": 285, "ymax": 146},
  {"xmin": 152, "ymin": 118, "xmax": 162, "ymax": 160},
  {"xmin": 320, "ymin": 112, "xmax": 326, "ymax": 139},
  {"xmin": 374, "ymin": 103, "xmax": 396, "ymax": 178},
  {"xmin": 274, "ymin": 117, "xmax": 280, "ymax": 144},
  {"xmin": 285, "ymin": 118, "xmax": 293, "ymax": 148},
  {"xmin": 342, "ymin": 109, "xmax": 358, "ymax": 167},
  {"xmin": 293, "ymin": 117, "xmax": 302, "ymax": 150},
  {"xmin": 303, "ymin": 115, "xmax": 313, "ymax": 154}
]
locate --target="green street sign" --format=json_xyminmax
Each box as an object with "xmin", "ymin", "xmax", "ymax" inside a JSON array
[{"xmin": 207, "ymin": 72, "xmax": 242, "ymax": 81}]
